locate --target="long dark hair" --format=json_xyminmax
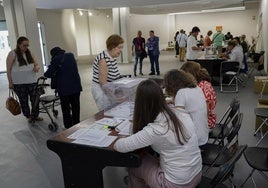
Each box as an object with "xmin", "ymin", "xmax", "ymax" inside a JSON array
[
  {"xmin": 181, "ymin": 61, "xmax": 211, "ymax": 82},
  {"xmin": 132, "ymin": 79, "xmax": 188, "ymax": 145},
  {"xmin": 15, "ymin": 36, "xmax": 34, "ymax": 66},
  {"xmin": 163, "ymin": 69, "xmax": 197, "ymax": 98}
]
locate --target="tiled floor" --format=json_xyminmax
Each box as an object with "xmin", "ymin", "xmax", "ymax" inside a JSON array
[{"xmin": 0, "ymin": 51, "xmax": 267, "ymax": 188}]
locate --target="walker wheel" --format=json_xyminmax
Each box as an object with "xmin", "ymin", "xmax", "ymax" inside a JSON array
[
  {"xmin": 48, "ymin": 122, "xmax": 58, "ymax": 132},
  {"xmin": 53, "ymin": 110, "xmax": 58, "ymax": 117}
]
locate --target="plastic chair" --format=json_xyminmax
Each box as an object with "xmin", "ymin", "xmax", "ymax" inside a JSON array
[
  {"xmin": 209, "ymin": 98, "xmax": 240, "ymax": 145},
  {"xmin": 241, "ymin": 147, "xmax": 268, "ymax": 188},
  {"xmin": 202, "ymin": 113, "xmax": 243, "ymax": 172},
  {"xmin": 198, "ymin": 145, "xmax": 247, "ymax": 188},
  {"xmin": 220, "ymin": 61, "xmax": 240, "ymax": 93}
]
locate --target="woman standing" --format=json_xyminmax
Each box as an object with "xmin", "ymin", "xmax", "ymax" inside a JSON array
[
  {"xmin": 181, "ymin": 62, "xmax": 217, "ymax": 129},
  {"xmin": 91, "ymin": 34, "xmax": 123, "ymax": 111},
  {"xmin": 114, "ymin": 79, "xmax": 202, "ymax": 188},
  {"xmin": 6, "ymin": 36, "xmax": 42, "ymax": 122}
]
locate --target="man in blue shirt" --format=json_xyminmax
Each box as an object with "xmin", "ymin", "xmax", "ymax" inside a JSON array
[{"xmin": 146, "ymin": 30, "xmax": 160, "ymax": 75}]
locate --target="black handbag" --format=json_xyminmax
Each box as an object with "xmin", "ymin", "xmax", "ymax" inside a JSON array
[{"xmin": 141, "ymin": 50, "xmax": 147, "ymax": 59}]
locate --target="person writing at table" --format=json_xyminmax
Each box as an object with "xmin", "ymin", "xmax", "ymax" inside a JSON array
[
  {"xmin": 114, "ymin": 79, "xmax": 202, "ymax": 188},
  {"xmin": 91, "ymin": 34, "xmax": 124, "ymax": 111}
]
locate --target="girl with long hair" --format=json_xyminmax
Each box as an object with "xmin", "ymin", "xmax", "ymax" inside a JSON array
[{"xmin": 114, "ymin": 79, "xmax": 202, "ymax": 188}]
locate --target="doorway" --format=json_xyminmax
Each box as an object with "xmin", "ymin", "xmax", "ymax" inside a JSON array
[
  {"xmin": 37, "ymin": 21, "xmax": 48, "ymax": 66},
  {"xmin": 0, "ymin": 20, "xmax": 11, "ymax": 73}
]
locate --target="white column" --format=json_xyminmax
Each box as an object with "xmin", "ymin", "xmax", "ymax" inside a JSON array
[
  {"xmin": 113, "ymin": 7, "xmax": 130, "ymax": 63},
  {"xmin": 3, "ymin": 0, "xmax": 44, "ymax": 74}
]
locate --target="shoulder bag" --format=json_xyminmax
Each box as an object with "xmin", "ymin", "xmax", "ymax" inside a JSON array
[{"xmin": 6, "ymin": 89, "xmax": 21, "ymax": 115}]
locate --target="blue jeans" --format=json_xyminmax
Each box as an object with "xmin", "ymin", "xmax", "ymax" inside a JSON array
[
  {"xmin": 149, "ymin": 52, "xmax": 159, "ymax": 73},
  {"xmin": 134, "ymin": 51, "xmax": 143, "ymax": 74}
]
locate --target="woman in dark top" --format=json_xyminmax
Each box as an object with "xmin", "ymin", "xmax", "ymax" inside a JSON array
[{"xmin": 44, "ymin": 47, "xmax": 82, "ymax": 128}]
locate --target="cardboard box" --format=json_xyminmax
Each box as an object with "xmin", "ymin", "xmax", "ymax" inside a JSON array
[{"xmin": 254, "ymin": 76, "xmax": 268, "ymax": 94}]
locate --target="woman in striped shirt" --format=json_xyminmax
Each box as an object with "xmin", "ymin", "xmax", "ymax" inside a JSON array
[{"xmin": 91, "ymin": 34, "xmax": 124, "ymax": 111}]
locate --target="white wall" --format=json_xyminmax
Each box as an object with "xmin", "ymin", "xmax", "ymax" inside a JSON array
[
  {"xmin": 0, "ymin": 6, "xmax": 4, "ymax": 20},
  {"xmin": 128, "ymin": 14, "xmax": 170, "ymax": 50},
  {"xmin": 174, "ymin": 9, "xmax": 258, "ymax": 42},
  {"xmin": 37, "ymin": 9, "xmax": 77, "ymax": 58}
]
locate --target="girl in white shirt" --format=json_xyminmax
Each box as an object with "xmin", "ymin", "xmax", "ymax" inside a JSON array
[
  {"xmin": 114, "ymin": 79, "xmax": 202, "ymax": 188},
  {"xmin": 163, "ymin": 69, "xmax": 209, "ymax": 146}
]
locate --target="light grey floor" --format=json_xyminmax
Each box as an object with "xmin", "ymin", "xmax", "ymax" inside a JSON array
[{"xmin": 0, "ymin": 51, "xmax": 267, "ymax": 188}]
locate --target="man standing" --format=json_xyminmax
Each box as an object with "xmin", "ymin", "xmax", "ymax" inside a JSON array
[
  {"xmin": 186, "ymin": 26, "xmax": 203, "ymax": 61},
  {"xmin": 146, "ymin": 30, "xmax": 160, "ymax": 75},
  {"xmin": 132, "ymin": 30, "xmax": 146, "ymax": 76},
  {"xmin": 212, "ymin": 29, "xmax": 225, "ymax": 54},
  {"xmin": 177, "ymin": 29, "xmax": 187, "ymax": 62}
]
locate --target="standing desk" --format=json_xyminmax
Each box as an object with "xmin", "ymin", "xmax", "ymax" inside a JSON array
[
  {"xmin": 194, "ymin": 58, "xmax": 225, "ymax": 85},
  {"xmin": 47, "ymin": 111, "xmax": 141, "ymax": 188}
]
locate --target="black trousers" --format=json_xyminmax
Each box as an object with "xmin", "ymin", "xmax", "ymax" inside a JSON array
[{"xmin": 60, "ymin": 92, "xmax": 80, "ymax": 128}]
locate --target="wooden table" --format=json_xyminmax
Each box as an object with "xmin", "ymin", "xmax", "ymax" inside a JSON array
[{"xmin": 47, "ymin": 111, "xmax": 141, "ymax": 188}]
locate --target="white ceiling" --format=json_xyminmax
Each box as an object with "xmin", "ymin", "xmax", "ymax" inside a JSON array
[{"xmin": 35, "ymin": 0, "xmax": 260, "ymax": 14}]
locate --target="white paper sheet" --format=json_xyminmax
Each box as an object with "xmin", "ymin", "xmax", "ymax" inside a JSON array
[
  {"xmin": 115, "ymin": 119, "xmax": 132, "ymax": 136},
  {"xmin": 72, "ymin": 136, "xmax": 117, "ymax": 147}
]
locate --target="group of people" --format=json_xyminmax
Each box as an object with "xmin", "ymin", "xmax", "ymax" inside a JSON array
[
  {"xmin": 7, "ymin": 36, "xmax": 82, "ymax": 129},
  {"xmin": 131, "ymin": 30, "xmax": 160, "ymax": 76},
  {"xmin": 8, "ymin": 33, "xmax": 218, "ymax": 187}
]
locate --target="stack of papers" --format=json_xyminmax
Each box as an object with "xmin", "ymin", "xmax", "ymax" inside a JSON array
[{"xmin": 68, "ymin": 127, "xmax": 117, "ymax": 147}]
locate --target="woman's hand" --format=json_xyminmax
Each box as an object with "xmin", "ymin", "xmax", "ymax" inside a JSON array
[
  {"xmin": 33, "ymin": 64, "xmax": 40, "ymax": 72},
  {"xmin": 8, "ymin": 82, "xmax": 13, "ymax": 89}
]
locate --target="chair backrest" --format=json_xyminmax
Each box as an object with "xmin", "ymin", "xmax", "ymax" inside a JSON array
[
  {"xmin": 220, "ymin": 61, "xmax": 240, "ymax": 73},
  {"xmin": 221, "ymin": 99, "xmax": 240, "ymax": 129},
  {"xmin": 226, "ymin": 113, "xmax": 243, "ymax": 143},
  {"xmin": 210, "ymin": 145, "xmax": 248, "ymax": 187},
  {"xmin": 218, "ymin": 98, "xmax": 240, "ymax": 125}
]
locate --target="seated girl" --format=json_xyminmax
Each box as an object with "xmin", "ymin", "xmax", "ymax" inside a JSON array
[
  {"xmin": 114, "ymin": 79, "xmax": 202, "ymax": 188},
  {"xmin": 163, "ymin": 69, "xmax": 209, "ymax": 146},
  {"xmin": 181, "ymin": 61, "xmax": 217, "ymax": 129}
]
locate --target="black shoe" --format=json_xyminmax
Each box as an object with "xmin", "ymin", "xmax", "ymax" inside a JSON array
[
  {"xmin": 139, "ymin": 73, "xmax": 144, "ymax": 75},
  {"xmin": 134, "ymin": 73, "xmax": 137, "ymax": 77},
  {"xmin": 157, "ymin": 72, "xmax": 160, "ymax": 75},
  {"xmin": 149, "ymin": 72, "xmax": 155, "ymax": 75}
]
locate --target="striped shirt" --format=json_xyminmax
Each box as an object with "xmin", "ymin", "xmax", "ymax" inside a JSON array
[{"xmin": 92, "ymin": 50, "xmax": 120, "ymax": 84}]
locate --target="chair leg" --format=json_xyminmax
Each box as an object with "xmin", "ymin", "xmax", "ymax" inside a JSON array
[{"xmin": 241, "ymin": 169, "xmax": 256, "ymax": 188}]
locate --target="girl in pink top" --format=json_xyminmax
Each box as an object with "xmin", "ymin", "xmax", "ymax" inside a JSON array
[{"xmin": 181, "ymin": 61, "xmax": 217, "ymax": 129}]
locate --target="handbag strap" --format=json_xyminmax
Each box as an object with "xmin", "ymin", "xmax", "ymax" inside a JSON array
[{"xmin": 9, "ymin": 89, "xmax": 18, "ymax": 100}]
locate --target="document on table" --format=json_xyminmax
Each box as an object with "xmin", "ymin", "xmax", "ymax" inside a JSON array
[
  {"xmin": 104, "ymin": 101, "xmax": 134, "ymax": 119},
  {"xmin": 95, "ymin": 117, "xmax": 124, "ymax": 128},
  {"xmin": 68, "ymin": 127, "xmax": 117, "ymax": 147},
  {"xmin": 115, "ymin": 119, "xmax": 132, "ymax": 136}
]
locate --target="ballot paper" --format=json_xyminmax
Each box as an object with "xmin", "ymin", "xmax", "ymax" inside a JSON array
[
  {"xmin": 95, "ymin": 117, "xmax": 124, "ymax": 128},
  {"xmin": 68, "ymin": 127, "xmax": 117, "ymax": 147},
  {"xmin": 115, "ymin": 119, "xmax": 132, "ymax": 136}
]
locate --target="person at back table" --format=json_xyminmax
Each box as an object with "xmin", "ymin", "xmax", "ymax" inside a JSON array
[
  {"xmin": 6, "ymin": 36, "xmax": 42, "ymax": 122},
  {"xmin": 132, "ymin": 30, "xmax": 146, "ymax": 77},
  {"xmin": 212, "ymin": 29, "xmax": 225, "ymax": 54},
  {"xmin": 91, "ymin": 34, "xmax": 123, "ymax": 111},
  {"xmin": 203, "ymin": 30, "xmax": 213, "ymax": 48},
  {"xmin": 44, "ymin": 47, "xmax": 82, "ymax": 129},
  {"xmin": 114, "ymin": 79, "xmax": 202, "ymax": 188},
  {"xmin": 186, "ymin": 26, "xmax": 203, "ymax": 61},
  {"xmin": 223, "ymin": 40, "xmax": 244, "ymax": 71},
  {"xmin": 163, "ymin": 69, "xmax": 209, "ymax": 147},
  {"xmin": 181, "ymin": 61, "xmax": 217, "ymax": 129},
  {"xmin": 177, "ymin": 29, "xmax": 187, "ymax": 62}
]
